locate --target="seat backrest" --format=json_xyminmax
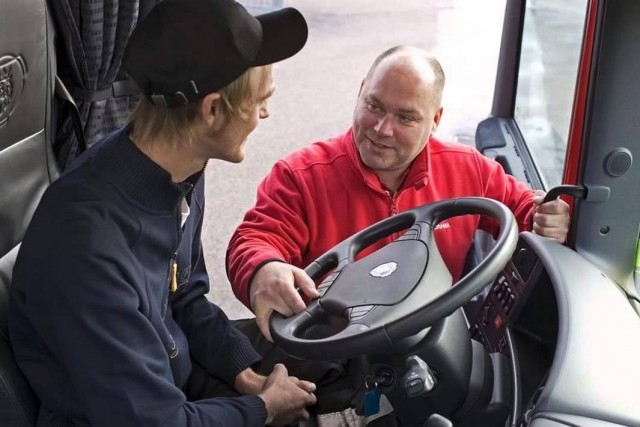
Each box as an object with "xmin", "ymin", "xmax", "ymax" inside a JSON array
[{"xmin": 0, "ymin": 0, "xmax": 59, "ymax": 424}]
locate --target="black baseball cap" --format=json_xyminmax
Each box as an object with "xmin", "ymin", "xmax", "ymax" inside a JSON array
[{"xmin": 122, "ymin": 0, "xmax": 308, "ymax": 107}]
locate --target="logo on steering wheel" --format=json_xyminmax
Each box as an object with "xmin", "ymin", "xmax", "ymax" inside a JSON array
[{"xmin": 369, "ymin": 262, "xmax": 398, "ymax": 278}]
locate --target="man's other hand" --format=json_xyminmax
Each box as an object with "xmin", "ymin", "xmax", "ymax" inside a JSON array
[
  {"xmin": 259, "ymin": 364, "xmax": 317, "ymax": 426},
  {"xmin": 532, "ymin": 190, "xmax": 571, "ymax": 243}
]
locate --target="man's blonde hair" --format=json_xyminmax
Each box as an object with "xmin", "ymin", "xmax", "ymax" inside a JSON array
[{"xmin": 130, "ymin": 65, "xmax": 270, "ymax": 144}]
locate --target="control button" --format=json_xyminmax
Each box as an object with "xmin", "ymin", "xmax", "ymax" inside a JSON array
[
  {"xmin": 398, "ymin": 229, "xmax": 419, "ymax": 241},
  {"xmin": 321, "ymin": 271, "xmax": 339, "ymax": 285},
  {"xmin": 498, "ymin": 336, "xmax": 506, "ymax": 350},
  {"xmin": 493, "ymin": 314, "xmax": 503, "ymax": 329},
  {"xmin": 403, "ymin": 356, "xmax": 436, "ymax": 397},
  {"xmin": 511, "ymin": 271, "xmax": 520, "ymax": 283},
  {"xmin": 407, "ymin": 378, "xmax": 424, "ymax": 395},
  {"xmin": 480, "ymin": 305, "xmax": 491, "ymax": 326},
  {"xmin": 317, "ymin": 283, "xmax": 330, "ymax": 297},
  {"xmin": 349, "ymin": 305, "xmax": 375, "ymax": 320}
]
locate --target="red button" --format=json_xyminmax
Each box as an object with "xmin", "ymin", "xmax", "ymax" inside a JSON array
[{"xmin": 493, "ymin": 314, "xmax": 503, "ymax": 329}]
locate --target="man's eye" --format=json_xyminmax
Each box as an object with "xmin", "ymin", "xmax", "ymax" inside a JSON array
[
  {"xmin": 366, "ymin": 102, "xmax": 382, "ymax": 112},
  {"xmin": 399, "ymin": 115, "xmax": 415, "ymax": 124}
]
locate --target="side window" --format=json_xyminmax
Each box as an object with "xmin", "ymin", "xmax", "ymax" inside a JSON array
[{"xmin": 514, "ymin": 1, "xmax": 589, "ymax": 188}]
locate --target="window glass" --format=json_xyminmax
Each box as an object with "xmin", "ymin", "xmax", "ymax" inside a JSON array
[{"xmin": 514, "ymin": 0, "xmax": 588, "ymax": 188}]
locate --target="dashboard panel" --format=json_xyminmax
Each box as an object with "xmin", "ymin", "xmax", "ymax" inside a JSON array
[{"xmin": 469, "ymin": 232, "xmax": 640, "ymax": 427}]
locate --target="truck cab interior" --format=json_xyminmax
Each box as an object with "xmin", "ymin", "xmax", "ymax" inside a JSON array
[{"xmin": 1, "ymin": 1, "xmax": 639, "ymax": 426}]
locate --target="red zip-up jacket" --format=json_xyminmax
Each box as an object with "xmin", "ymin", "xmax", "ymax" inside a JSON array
[{"xmin": 227, "ymin": 129, "xmax": 534, "ymax": 308}]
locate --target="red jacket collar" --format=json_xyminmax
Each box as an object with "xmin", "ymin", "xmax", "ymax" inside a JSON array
[{"xmin": 344, "ymin": 128, "xmax": 429, "ymax": 193}]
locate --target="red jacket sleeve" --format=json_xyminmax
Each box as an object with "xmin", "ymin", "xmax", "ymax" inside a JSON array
[
  {"xmin": 226, "ymin": 160, "xmax": 311, "ymax": 309},
  {"xmin": 474, "ymin": 151, "xmax": 535, "ymax": 235}
]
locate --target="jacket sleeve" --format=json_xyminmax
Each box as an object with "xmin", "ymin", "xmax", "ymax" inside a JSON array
[
  {"xmin": 226, "ymin": 160, "xmax": 311, "ymax": 309},
  {"xmin": 11, "ymin": 206, "xmax": 266, "ymax": 427},
  {"xmin": 474, "ymin": 151, "xmax": 535, "ymax": 235},
  {"xmin": 171, "ymin": 183, "xmax": 262, "ymax": 385}
]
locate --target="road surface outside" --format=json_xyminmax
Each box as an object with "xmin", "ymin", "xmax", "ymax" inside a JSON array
[{"xmin": 203, "ymin": 0, "xmax": 508, "ymax": 319}]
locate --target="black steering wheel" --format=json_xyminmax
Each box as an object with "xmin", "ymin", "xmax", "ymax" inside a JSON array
[{"xmin": 270, "ymin": 197, "xmax": 518, "ymax": 360}]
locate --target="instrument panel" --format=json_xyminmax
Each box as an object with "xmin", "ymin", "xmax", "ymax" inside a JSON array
[{"xmin": 470, "ymin": 239, "xmax": 542, "ymax": 354}]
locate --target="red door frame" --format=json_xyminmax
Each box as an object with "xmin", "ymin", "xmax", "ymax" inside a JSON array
[{"xmin": 563, "ymin": 0, "xmax": 600, "ymax": 187}]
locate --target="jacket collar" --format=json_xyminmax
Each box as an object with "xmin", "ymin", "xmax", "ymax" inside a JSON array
[
  {"xmin": 344, "ymin": 128, "xmax": 429, "ymax": 193},
  {"xmin": 89, "ymin": 126, "xmax": 194, "ymax": 211}
]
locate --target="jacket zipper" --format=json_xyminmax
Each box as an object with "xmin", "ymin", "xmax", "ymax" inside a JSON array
[
  {"xmin": 169, "ymin": 197, "xmax": 185, "ymax": 293},
  {"xmin": 386, "ymin": 190, "xmax": 402, "ymax": 240},
  {"xmin": 169, "ymin": 182, "xmax": 195, "ymax": 294},
  {"xmin": 386, "ymin": 190, "xmax": 399, "ymax": 216},
  {"xmin": 161, "ymin": 252, "xmax": 177, "ymax": 318}
]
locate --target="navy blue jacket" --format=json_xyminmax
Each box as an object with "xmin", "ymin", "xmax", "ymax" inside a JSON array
[{"xmin": 9, "ymin": 128, "xmax": 266, "ymax": 426}]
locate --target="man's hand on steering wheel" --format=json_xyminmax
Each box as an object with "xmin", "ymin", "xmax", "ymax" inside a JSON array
[{"xmin": 249, "ymin": 261, "xmax": 319, "ymax": 341}]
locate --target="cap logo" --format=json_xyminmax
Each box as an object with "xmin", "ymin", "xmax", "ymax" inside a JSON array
[
  {"xmin": 369, "ymin": 262, "xmax": 398, "ymax": 278},
  {"xmin": 0, "ymin": 55, "xmax": 27, "ymax": 128}
]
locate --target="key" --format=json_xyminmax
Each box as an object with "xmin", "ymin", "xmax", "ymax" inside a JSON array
[{"xmin": 363, "ymin": 375, "xmax": 381, "ymax": 417}]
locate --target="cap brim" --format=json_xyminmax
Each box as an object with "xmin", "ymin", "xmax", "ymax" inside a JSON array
[{"xmin": 253, "ymin": 7, "xmax": 308, "ymax": 66}]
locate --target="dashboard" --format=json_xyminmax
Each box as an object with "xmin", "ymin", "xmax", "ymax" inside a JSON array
[{"xmin": 469, "ymin": 232, "xmax": 640, "ymax": 427}]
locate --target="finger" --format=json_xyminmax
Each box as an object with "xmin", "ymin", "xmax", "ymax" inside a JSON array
[
  {"xmin": 533, "ymin": 215, "xmax": 567, "ymax": 233},
  {"xmin": 292, "ymin": 267, "xmax": 319, "ymax": 299},
  {"xmin": 280, "ymin": 284, "xmax": 308, "ymax": 314},
  {"xmin": 533, "ymin": 212, "xmax": 558, "ymax": 228},
  {"xmin": 534, "ymin": 207, "xmax": 570, "ymax": 226},
  {"xmin": 532, "ymin": 221, "xmax": 567, "ymax": 243},
  {"xmin": 299, "ymin": 409, "xmax": 310, "ymax": 421},
  {"xmin": 532, "ymin": 220, "xmax": 558, "ymax": 235},
  {"xmin": 296, "ymin": 380, "xmax": 316, "ymax": 393},
  {"xmin": 532, "ymin": 190, "xmax": 546, "ymax": 205},
  {"xmin": 272, "ymin": 363, "xmax": 288, "ymax": 376},
  {"xmin": 536, "ymin": 200, "xmax": 565, "ymax": 215},
  {"xmin": 255, "ymin": 306, "xmax": 274, "ymax": 342},
  {"xmin": 552, "ymin": 199, "xmax": 570, "ymax": 214},
  {"xmin": 305, "ymin": 391, "xmax": 317, "ymax": 406}
]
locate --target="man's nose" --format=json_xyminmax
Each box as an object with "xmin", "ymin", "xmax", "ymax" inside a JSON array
[{"xmin": 373, "ymin": 115, "xmax": 393, "ymax": 136}]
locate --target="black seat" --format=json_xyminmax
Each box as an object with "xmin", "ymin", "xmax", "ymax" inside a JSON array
[
  {"xmin": 0, "ymin": 0, "xmax": 58, "ymax": 424},
  {"xmin": 1, "ymin": 0, "xmax": 162, "ymax": 423}
]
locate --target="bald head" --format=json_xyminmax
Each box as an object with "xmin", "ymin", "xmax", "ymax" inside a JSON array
[
  {"xmin": 365, "ymin": 46, "xmax": 445, "ymax": 110},
  {"xmin": 352, "ymin": 45, "xmax": 446, "ymax": 191}
]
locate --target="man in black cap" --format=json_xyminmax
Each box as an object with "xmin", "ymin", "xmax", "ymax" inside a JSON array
[{"xmin": 8, "ymin": 0, "xmax": 315, "ymax": 426}]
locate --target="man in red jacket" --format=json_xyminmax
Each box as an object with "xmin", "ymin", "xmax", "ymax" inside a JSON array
[{"xmin": 227, "ymin": 45, "xmax": 570, "ymax": 345}]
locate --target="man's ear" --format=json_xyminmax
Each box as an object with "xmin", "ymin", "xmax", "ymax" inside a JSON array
[
  {"xmin": 200, "ymin": 92, "xmax": 223, "ymax": 127},
  {"xmin": 432, "ymin": 106, "xmax": 444, "ymax": 133}
]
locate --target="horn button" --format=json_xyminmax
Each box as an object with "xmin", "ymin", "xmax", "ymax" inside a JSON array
[{"xmin": 319, "ymin": 240, "xmax": 429, "ymax": 316}]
